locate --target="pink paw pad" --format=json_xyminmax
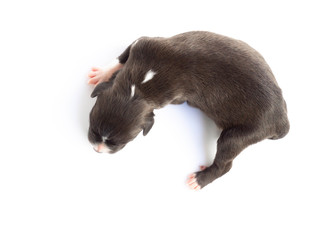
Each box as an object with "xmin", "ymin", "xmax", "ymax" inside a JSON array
[
  {"xmin": 200, "ymin": 165, "xmax": 207, "ymax": 171},
  {"xmin": 187, "ymin": 166, "xmax": 207, "ymax": 191},
  {"xmin": 88, "ymin": 67, "xmax": 99, "ymax": 77},
  {"xmin": 87, "ymin": 61, "xmax": 124, "ymax": 86},
  {"xmin": 187, "ymin": 173, "xmax": 201, "ymax": 191},
  {"xmin": 87, "ymin": 67, "xmax": 105, "ymax": 85}
]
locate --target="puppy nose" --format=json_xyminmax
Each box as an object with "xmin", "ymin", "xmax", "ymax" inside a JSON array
[{"xmin": 93, "ymin": 143, "xmax": 104, "ymax": 153}]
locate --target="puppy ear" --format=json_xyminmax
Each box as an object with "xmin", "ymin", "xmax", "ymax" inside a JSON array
[
  {"xmin": 91, "ymin": 70, "xmax": 120, "ymax": 98},
  {"xmin": 143, "ymin": 112, "xmax": 155, "ymax": 136},
  {"xmin": 91, "ymin": 82, "xmax": 111, "ymax": 98}
]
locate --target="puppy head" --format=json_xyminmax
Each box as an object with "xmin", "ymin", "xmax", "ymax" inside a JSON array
[{"xmin": 88, "ymin": 80, "xmax": 154, "ymax": 154}]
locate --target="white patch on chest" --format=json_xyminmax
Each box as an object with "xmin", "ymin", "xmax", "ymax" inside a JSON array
[
  {"xmin": 132, "ymin": 39, "xmax": 139, "ymax": 47},
  {"xmin": 131, "ymin": 84, "xmax": 135, "ymax": 98},
  {"xmin": 142, "ymin": 70, "xmax": 157, "ymax": 84}
]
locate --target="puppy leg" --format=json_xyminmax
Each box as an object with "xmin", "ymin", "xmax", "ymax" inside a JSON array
[
  {"xmin": 88, "ymin": 60, "xmax": 123, "ymax": 85},
  {"xmin": 87, "ymin": 43, "xmax": 133, "ymax": 85},
  {"xmin": 188, "ymin": 127, "xmax": 265, "ymax": 190}
]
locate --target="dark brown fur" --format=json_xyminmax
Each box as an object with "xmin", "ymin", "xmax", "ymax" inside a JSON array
[{"xmin": 88, "ymin": 31, "xmax": 289, "ymax": 188}]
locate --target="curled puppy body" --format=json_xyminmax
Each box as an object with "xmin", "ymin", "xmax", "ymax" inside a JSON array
[{"xmin": 88, "ymin": 31, "xmax": 290, "ymax": 190}]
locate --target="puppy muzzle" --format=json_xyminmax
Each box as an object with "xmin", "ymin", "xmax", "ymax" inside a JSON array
[{"xmin": 93, "ymin": 143, "xmax": 112, "ymax": 154}]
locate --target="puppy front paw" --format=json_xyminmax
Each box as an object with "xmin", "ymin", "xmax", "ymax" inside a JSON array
[
  {"xmin": 87, "ymin": 61, "xmax": 124, "ymax": 86},
  {"xmin": 87, "ymin": 67, "xmax": 108, "ymax": 85}
]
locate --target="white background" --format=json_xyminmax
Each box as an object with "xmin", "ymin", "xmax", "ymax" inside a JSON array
[{"xmin": 1, "ymin": 0, "xmax": 326, "ymax": 239}]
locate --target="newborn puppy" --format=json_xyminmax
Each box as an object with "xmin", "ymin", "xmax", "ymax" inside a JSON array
[{"xmin": 88, "ymin": 31, "xmax": 290, "ymax": 190}]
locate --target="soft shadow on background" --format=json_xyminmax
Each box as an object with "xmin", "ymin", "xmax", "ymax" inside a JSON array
[
  {"xmin": 201, "ymin": 110, "xmax": 222, "ymax": 166},
  {"xmin": 79, "ymin": 84, "xmax": 96, "ymax": 136}
]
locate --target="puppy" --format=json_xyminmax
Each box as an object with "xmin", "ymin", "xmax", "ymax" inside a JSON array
[{"xmin": 88, "ymin": 31, "xmax": 290, "ymax": 190}]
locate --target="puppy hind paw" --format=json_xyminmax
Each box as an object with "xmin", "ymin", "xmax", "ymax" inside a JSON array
[
  {"xmin": 186, "ymin": 166, "xmax": 207, "ymax": 190},
  {"xmin": 200, "ymin": 165, "xmax": 207, "ymax": 171},
  {"xmin": 187, "ymin": 173, "xmax": 201, "ymax": 191}
]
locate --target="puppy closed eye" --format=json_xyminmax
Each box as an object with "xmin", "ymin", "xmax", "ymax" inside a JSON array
[
  {"xmin": 105, "ymin": 139, "xmax": 117, "ymax": 146},
  {"xmin": 89, "ymin": 129, "xmax": 102, "ymax": 143}
]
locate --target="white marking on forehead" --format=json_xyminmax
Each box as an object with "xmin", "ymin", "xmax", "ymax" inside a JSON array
[
  {"xmin": 131, "ymin": 85, "xmax": 135, "ymax": 98},
  {"xmin": 102, "ymin": 136, "xmax": 108, "ymax": 142},
  {"xmin": 142, "ymin": 70, "xmax": 157, "ymax": 84}
]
